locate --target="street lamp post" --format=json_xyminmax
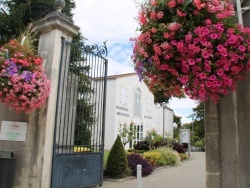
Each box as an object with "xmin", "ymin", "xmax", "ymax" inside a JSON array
[
  {"xmin": 162, "ymin": 102, "xmax": 168, "ymax": 146},
  {"xmin": 192, "ymin": 118, "xmax": 194, "ymax": 143}
]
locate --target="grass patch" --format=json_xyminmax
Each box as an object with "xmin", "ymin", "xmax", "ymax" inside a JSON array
[{"xmin": 103, "ymin": 150, "xmax": 110, "ymax": 168}]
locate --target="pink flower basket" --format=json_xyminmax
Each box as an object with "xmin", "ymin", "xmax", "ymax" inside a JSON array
[
  {"xmin": 132, "ymin": 0, "xmax": 250, "ymax": 103},
  {"xmin": 0, "ymin": 40, "xmax": 51, "ymax": 112}
]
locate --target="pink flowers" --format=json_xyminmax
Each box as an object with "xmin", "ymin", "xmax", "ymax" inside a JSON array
[
  {"xmin": 0, "ymin": 40, "xmax": 51, "ymax": 112},
  {"xmin": 132, "ymin": 0, "xmax": 250, "ymax": 103}
]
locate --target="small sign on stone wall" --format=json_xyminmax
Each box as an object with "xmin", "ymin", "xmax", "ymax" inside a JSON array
[{"xmin": 0, "ymin": 121, "xmax": 27, "ymax": 141}]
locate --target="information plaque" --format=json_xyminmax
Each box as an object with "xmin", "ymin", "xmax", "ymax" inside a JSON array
[{"xmin": 0, "ymin": 121, "xmax": 27, "ymax": 141}]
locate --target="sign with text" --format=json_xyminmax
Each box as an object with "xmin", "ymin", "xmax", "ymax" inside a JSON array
[
  {"xmin": 180, "ymin": 129, "xmax": 190, "ymax": 143},
  {"xmin": 0, "ymin": 121, "xmax": 27, "ymax": 141}
]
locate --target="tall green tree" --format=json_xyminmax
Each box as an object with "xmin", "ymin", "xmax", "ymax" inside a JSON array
[
  {"xmin": 0, "ymin": 0, "xmax": 95, "ymax": 147},
  {"xmin": 105, "ymin": 135, "xmax": 128, "ymax": 177},
  {"xmin": 188, "ymin": 102, "xmax": 205, "ymax": 139},
  {"xmin": 173, "ymin": 114, "xmax": 182, "ymax": 138},
  {"xmin": 71, "ymin": 64, "xmax": 95, "ymax": 147},
  {"xmin": 0, "ymin": 0, "xmax": 76, "ymax": 45},
  {"xmin": 174, "ymin": 114, "xmax": 182, "ymax": 128}
]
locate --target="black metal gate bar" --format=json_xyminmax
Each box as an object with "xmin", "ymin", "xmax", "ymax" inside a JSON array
[{"xmin": 51, "ymin": 38, "xmax": 108, "ymax": 188}]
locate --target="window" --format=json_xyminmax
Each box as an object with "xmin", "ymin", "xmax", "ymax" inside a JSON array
[
  {"xmin": 120, "ymin": 86, "xmax": 127, "ymax": 105},
  {"xmin": 135, "ymin": 124, "xmax": 143, "ymax": 143},
  {"xmin": 134, "ymin": 88, "xmax": 142, "ymax": 116}
]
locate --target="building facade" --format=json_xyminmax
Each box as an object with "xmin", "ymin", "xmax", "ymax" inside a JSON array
[{"xmin": 103, "ymin": 73, "xmax": 174, "ymax": 150}]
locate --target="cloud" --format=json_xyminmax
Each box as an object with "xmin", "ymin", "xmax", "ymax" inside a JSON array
[
  {"xmin": 73, "ymin": 0, "xmax": 138, "ymax": 76},
  {"xmin": 168, "ymin": 97, "xmax": 198, "ymax": 124},
  {"xmin": 168, "ymin": 97, "xmax": 198, "ymax": 110},
  {"xmin": 73, "ymin": 0, "xmax": 138, "ymax": 44}
]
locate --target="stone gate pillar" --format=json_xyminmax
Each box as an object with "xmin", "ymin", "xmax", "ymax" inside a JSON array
[
  {"xmin": 33, "ymin": 10, "xmax": 79, "ymax": 188},
  {"xmin": 0, "ymin": 7, "xmax": 79, "ymax": 188},
  {"xmin": 205, "ymin": 0, "xmax": 250, "ymax": 187}
]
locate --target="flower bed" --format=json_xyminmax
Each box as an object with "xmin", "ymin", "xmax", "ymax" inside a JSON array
[
  {"xmin": 132, "ymin": 0, "xmax": 250, "ymax": 103},
  {"xmin": 0, "ymin": 39, "xmax": 51, "ymax": 112}
]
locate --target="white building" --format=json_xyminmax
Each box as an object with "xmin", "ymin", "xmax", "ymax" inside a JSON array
[{"xmin": 103, "ymin": 73, "xmax": 174, "ymax": 150}]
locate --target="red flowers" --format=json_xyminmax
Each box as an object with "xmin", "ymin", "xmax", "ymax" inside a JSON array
[{"xmin": 132, "ymin": 0, "xmax": 250, "ymax": 103}]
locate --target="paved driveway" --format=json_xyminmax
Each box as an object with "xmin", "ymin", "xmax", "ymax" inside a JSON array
[{"xmin": 101, "ymin": 152, "xmax": 206, "ymax": 188}]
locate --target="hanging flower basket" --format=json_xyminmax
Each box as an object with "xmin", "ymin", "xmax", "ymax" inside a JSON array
[
  {"xmin": 132, "ymin": 0, "xmax": 250, "ymax": 103},
  {"xmin": 0, "ymin": 39, "xmax": 51, "ymax": 112}
]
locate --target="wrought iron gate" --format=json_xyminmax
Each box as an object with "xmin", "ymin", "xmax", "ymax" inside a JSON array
[{"xmin": 51, "ymin": 38, "xmax": 108, "ymax": 188}]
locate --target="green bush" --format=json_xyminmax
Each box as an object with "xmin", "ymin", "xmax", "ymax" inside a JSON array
[
  {"xmin": 127, "ymin": 149, "xmax": 148, "ymax": 154},
  {"xmin": 142, "ymin": 150, "xmax": 161, "ymax": 166},
  {"xmin": 179, "ymin": 153, "xmax": 189, "ymax": 161},
  {"xmin": 156, "ymin": 148, "xmax": 180, "ymax": 166},
  {"xmin": 105, "ymin": 135, "xmax": 128, "ymax": 177}
]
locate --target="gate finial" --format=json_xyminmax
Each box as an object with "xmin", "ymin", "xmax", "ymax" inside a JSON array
[{"xmin": 55, "ymin": 0, "xmax": 65, "ymax": 12}]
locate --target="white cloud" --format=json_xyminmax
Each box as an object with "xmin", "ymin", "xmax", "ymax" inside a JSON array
[
  {"xmin": 73, "ymin": 0, "xmax": 138, "ymax": 44},
  {"xmin": 108, "ymin": 58, "xmax": 134, "ymax": 75},
  {"xmin": 168, "ymin": 97, "xmax": 198, "ymax": 124},
  {"xmin": 168, "ymin": 97, "xmax": 198, "ymax": 110},
  {"xmin": 73, "ymin": 0, "xmax": 138, "ymax": 76}
]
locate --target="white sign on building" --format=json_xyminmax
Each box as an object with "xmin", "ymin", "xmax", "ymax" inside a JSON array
[{"xmin": 0, "ymin": 121, "xmax": 27, "ymax": 141}]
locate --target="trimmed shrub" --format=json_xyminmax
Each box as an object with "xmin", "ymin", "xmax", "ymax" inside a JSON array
[
  {"xmin": 157, "ymin": 148, "xmax": 180, "ymax": 166},
  {"xmin": 142, "ymin": 150, "xmax": 161, "ymax": 166},
  {"xmin": 173, "ymin": 143, "xmax": 186, "ymax": 153},
  {"xmin": 133, "ymin": 141, "xmax": 150, "ymax": 150},
  {"xmin": 127, "ymin": 152, "xmax": 153, "ymax": 177},
  {"xmin": 105, "ymin": 135, "xmax": 128, "ymax": 177}
]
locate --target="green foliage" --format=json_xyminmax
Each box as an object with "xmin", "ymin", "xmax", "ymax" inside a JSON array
[
  {"xmin": 194, "ymin": 138, "xmax": 205, "ymax": 149},
  {"xmin": 118, "ymin": 122, "xmax": 136, "ymax": 147},
  {"xmin": 156, "ymin": 148, "xmax": 180, "ymax": 166},
  {"xmin": 71, "ymin": 61, "xmax": 95, "ymax": 147},
  {"xmin": 179, "ymin": 153, "xmax": 189, "ymax": 161},
  {"xmin": 189, "ymin": 102, "xmax": 205, "ymax": 139},
  {"xmin": 174, "ymin": 114, "xmax": 182, "ymax": 128},
  {"xmin": 0, "ymin": 0, "xmax": 76, "ymax": 45},
  {"xmin": 142, "ymin": 148, "xmax": 181, "ymax": 167},
  {"xmin": 127, "ymin": 149, "xmax": 148, "ymax": 154},
  {"xmin": 105, "ymin": 135, "xmax": 128, "ymax": 177},
  {"xmin": 167, "ymin": 138, "xmax": 177, "ymax": 148},
  {"xmin": 145, "ymin": 129, "xmax": 164, "ymax": 149},
  {"xmin": 142, "ymin": 150, "xmax": 161, "ymax": 166},
  {"xmin": 191, "ymin": 102, "xmax": 204, "ymax": 122}
]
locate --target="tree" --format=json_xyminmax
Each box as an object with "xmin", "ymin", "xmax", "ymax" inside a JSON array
[
  {"xmin": 105, "ymin": 135, "xmax": 128, "ymax": 177},
  {"xmin": 118, "ymin": 122, "xmax": 137, "ymax": 147},
  {"xmin": 188, "ymin": 102, "xmax": 205, "ymax": 140},
  {"xmin": 173, "ymin": 114, "xmax": 182, "ymax": 138},
  {"xmin": 0, "ymin": 0, "xmax": 93, "ymax": 147},
  {"xmin": 0, "ymin": 0, "xmax": 76, "ymax": 45},
  {"xmin": 70, "ymin": 51, "xmax": 96, "ymax": 147},
  {"xmin": 174, "ymin": 114, "xmax": 182, "ymax": 128}
]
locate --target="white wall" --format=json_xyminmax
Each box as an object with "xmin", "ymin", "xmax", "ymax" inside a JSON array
[
  {"xmin": 164, "ymin": 108, "xmax": 174, "ymax": 138},
  {"xmin": 104, "ymin": 74, "xmax": 174, "ymax": 150},
  {"xmin": 103, "ymin": 79, "xmax": 117, "ymax": 150}
]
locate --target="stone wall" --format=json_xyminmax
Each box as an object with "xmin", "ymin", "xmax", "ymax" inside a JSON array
[{"xmin": 205, "ymin": 1, "xmax": 250, "ymax": 187}]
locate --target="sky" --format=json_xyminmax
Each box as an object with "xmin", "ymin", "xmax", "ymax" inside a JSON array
[{"xmin": 73, "ymin": 0, "xmax": 198, "ymax": 124}]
